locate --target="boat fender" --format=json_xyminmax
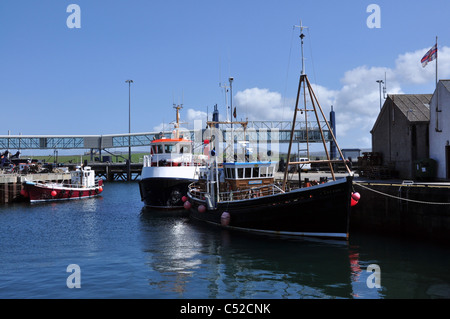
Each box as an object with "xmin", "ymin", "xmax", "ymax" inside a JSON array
[
  {"xmin": 182, "ymin": 196, "xmax": 188, "ymax": 203},
  {"xmin": 98, "ymin": 186, "xmax": 103, "ymax": 193},
  {"xmin": 351, "ymin": 192, "xmax": 360, "ymax": 207},
  {"xmin": 51, "ymin": 190, "xmax": 57, "ymax": 197},
  {"xmin": 221, "ymin": 212, "xmax": 231, "ymax": 226},
  {"xmin": 198, "ymin": 205, "xmax": 206, "ymax": 213},
  {"xmin": 184, "ymin": 201, "xmax": 191, "ymax": 210}
]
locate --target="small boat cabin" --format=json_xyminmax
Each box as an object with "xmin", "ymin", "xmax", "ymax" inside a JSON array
[
  {"xmin": 147, "ymin": 137, "xmax": 194, "ymax": 167},
  {"xmin": 71, "ymin": 166, "xmax": 96, "ymax": 187},
  {"xmin": 222, "ymin": 161, "xmax": 277, "ymax": 191}
]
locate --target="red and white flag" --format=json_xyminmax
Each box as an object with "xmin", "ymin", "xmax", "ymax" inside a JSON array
[{"xmin": 421, "ymin": 44, "xmax": 437, "ymax": 68}]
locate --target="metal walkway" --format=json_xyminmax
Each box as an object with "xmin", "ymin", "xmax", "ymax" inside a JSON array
[{"xmin": 0, "ymin": 121, "xmax": 331, "ymax": 150}]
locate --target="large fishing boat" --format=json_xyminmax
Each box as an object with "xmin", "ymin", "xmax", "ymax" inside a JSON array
[
  {"xmin": 138, "ymin": 105, "xmax": 206, "ymax": 209},
  {"xmin": 184, "ymin": 24, "xmax": 359, "ymax": 239},
  {"xmin": 22, "ymin": 166, "xmax": 104, "ymax": 203}
]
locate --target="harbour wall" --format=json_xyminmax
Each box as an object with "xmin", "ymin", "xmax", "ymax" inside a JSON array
[
  {"xmin": 0, "ymin": 173, "xmax": 71, "ymax": 204},
  {"xmin": 351, "ymin": 181, "xmax": 450, "ymax": 243}
]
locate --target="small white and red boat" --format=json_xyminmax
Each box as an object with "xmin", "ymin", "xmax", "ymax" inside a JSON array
[{"xmin": 22, "ymin": 166, "xmax": 104, "ymax": 203}]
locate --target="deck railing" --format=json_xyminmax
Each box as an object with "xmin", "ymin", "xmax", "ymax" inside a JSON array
[{"xmin": 188, "ymin": 182, "xmax": 285, "ymax": 203}]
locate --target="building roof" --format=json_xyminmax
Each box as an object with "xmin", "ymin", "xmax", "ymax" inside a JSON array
[
  {"xmin": 371, "ymin": 94, "xmax": 432, "ymax": 133},
  {"xmin": 388, "ymin": 94, "xmax": 432, "ymax": 122},
  {"xmin": 440, "ymin": 79, "xmax": 450, "ymax": 92}
]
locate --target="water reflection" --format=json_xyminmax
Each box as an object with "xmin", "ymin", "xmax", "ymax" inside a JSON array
[
  {"xmin": 140, "ymin": 208, "xmax": 202, "ymax": 295},
  {"xmin": 348, "ymin": 232, "xmax": 450, "ymax": 299},
  {"xmin": 139, "ymin": 208, "xmax": 379, "ymax": 298}
]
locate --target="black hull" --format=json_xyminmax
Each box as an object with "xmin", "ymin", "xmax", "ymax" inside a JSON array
[
  {"xmin": 139, "ymin": 177, "xmax": 195, "ymax": 209},
  {"xmin": 188, "ymin": 176, "xmax": 353, "ymax": 239}
]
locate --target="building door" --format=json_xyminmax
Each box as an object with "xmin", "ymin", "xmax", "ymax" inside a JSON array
[{"xmin": 446, "ymin": 145, "xmax": 450, "ymax": 179}]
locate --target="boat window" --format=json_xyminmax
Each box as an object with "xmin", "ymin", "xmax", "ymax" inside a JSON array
[
  {"xmin": 157, "ymin": 145, "xmax": 164, "ymax": 154},
  {"xmin": 180, "ymin": 145, "xmax": 190, "ymax": 154},
  {"xmin": 260, "ymin": 167, "xmax": 267, "ymax": 177},
  {"xmin": 232, "ymin": 168, "xmax": 236, "ymax": 179},
  {"xmin": 237, "ymin": 168, "xmax": 244, "ymax": 179},
  {"xmin": 252, "ymin": 167, "xmax": 259, "ymax": 178},
  {"xmin": 268, "ymin": 166, "xmax": 274, "ymax": 176},
  {"xmin": 165, "ymin": 144, "xmax": 174, "ymax": 153},
  {"xmin": 245, "ymin": 168, "xmax": 252, "ymax": 178}
]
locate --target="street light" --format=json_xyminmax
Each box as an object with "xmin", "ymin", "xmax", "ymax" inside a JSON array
[
  {"xmin": 125, "ymin": 79, "xmax": 133, "ymax": 181},
  {"xmin": 376, "ymin": 80, "xmax": 384, "ymax": 110},
  {"xmin": 229, "ymin": 77, "xmax": 234, "ymax": 124}
]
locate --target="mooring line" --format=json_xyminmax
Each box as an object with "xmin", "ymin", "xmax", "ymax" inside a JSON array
[{"xmin": 353, "ymin": 181, "xmax": 450, "ymax": 205}]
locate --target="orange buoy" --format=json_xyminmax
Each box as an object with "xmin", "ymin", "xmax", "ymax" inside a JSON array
[
  {"xmin": 198, "ymin": 205, "xmax": 206, "ymax": 213},
  {"xmin": 221, "ymin": 212, "xmax": 231, "ymax": 226},
  {"xmin": 351, "ymin": 192, "xmax": 360, "ymax": 206}
]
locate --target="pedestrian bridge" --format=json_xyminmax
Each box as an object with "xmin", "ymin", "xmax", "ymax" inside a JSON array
[{"xmin": 0, "ymin": 121, "xmax": 332, "ymax": 150}]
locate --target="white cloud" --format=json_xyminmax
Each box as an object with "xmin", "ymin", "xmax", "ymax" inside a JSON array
[
  {"xmin": 233, "ymin": 88, "xmax": 294, "ymax": 121},
  {"xmin": 186, "ymin": 108, "xmax": 207, "ymax": 122}
]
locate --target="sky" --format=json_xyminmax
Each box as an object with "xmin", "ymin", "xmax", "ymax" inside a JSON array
[{"xmin": 1, "ymin": 0, "xmax": 450, "ymax": 154}]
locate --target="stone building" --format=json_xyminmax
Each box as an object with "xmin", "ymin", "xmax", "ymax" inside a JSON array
[{"xmin": 371, "ymin": 94, "xmax": 432, "ymax": 179}]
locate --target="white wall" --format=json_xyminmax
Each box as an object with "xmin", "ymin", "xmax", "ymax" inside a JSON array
[{"xmin": 429, "ymin": 80, "xmax": 450, "ymax": 180}]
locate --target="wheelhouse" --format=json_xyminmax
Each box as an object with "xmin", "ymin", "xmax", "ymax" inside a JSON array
[
  {"xmin": 144, "ymin": 137, "xmax": 195, "ymax": 167},
  {"xmin": 222, "ymin": 161, "xmax": 276, "ymax": 191}
]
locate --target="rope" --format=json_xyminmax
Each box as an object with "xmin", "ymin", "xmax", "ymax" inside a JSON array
[{"xmin": 353, "ymin": 181, "xmax": 450, "ymax": 205}]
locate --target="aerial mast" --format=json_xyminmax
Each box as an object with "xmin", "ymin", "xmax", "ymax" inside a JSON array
[
  {"xmin": 282, "ymin": 21, "xmax": 352, "ymax": 191},
  {"xmin": 173, "ymin": 103, "xmax": 183, "ymax": 139}
]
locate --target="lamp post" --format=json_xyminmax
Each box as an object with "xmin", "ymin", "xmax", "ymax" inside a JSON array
[
  {"xmin": 229, "ymin": 77, "xmax": 234, "ymax": 125},
  {"xmin": 376, "ymin": 80, "xmax": 384, "ymax": 110},
  {"xmin": 125, "ymin": 79, "xmax": 133, "ymax": 181}
]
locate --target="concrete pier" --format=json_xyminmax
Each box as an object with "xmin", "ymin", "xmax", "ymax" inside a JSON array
[
  {"xmin": 352, "ymin": 180, "xmax": 450, "ymax": 242},
  {"xmin": 65, "ymin": 163, "xmax": 143, "ymax": 182}
]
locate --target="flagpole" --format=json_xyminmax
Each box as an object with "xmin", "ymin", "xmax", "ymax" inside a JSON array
[
  {"xmin": 436, "ymin": 36, "xmax": 438, "ymax": 87},
  {"xmin": 435, "ymin": 35, "xmax": 442, "ymax": 132}
]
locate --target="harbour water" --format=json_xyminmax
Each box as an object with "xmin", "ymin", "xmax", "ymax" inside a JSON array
[{"xmin": 0, "ymin": 182, "xmax": 449, "ymax": 300}]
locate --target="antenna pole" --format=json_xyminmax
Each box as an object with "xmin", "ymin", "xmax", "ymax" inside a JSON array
[
  {"xmin": 173, "ymin": 103, "xmax": 183, "ymax": 139},
  {"xmin": 294, "ymin": 21, "xmax": 308, "ymax": 75}
]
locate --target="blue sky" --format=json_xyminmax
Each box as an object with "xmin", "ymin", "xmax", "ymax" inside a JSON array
[{"xmin": 1, "ymin": 0, "xmax": 450, "ymax": 152}]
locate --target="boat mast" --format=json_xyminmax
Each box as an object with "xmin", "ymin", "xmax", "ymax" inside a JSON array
[
  {"xmin": 282, "ymin": 22, "xmax": 351, "ymax": 191},
  {"xmin": 173, "ymin": 103, "xmax": 183, "ymax": 139}
]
